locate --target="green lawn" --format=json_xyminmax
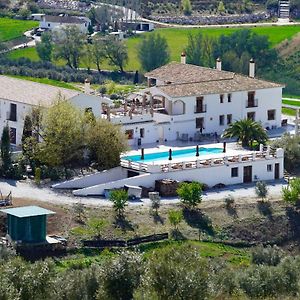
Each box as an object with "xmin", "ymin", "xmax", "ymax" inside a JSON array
[
  {"xmin": 7, "ymin": 24, "xmax": 300, "ymax": 71},
  {"xmin": 282, "ymin": 107, "xmax": 296, "ymax": 116},
  {"xmin": 139, "ymin": 240, "xmax": 251, "ymax": 266},
  {"xmin": 282, "ymin": 99, "xmax": 300, "ymax": 107},
  {"xmin": 8, "ymin": 47, "xmax": 40, "ymax": 61},
  {"xmin": 8, "ymin": 75, "xmax": 81, "ymax": 91},
  {"xmin": 0, "ymin": 18, "xmax": 38, "ymax": 42}
]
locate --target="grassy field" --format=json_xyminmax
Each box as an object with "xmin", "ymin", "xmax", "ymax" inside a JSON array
[
  {"xmin": 0, "ymin": 18, "xmax": 38, "ymax": 42},
  {"xmin": 283, "ymin": 99, "xmax": 300, "ymax": 106},
  {"xmin": 282, "ymin": 107, "xmax": 296, "ymax": 116},
  {"xmin": 7, "ymin": 25, "xmax": 300, "ymax": 71},
  {"xmin": 8, "ymin": 47, "xmax": 40, "ymax": 61},
  {"xmin": 126, "ymin": 25, "xmax": 300, "ymax": 70},
  {"xmin": 8, "ymin": 75, "xmax": 81, "ymax": 91}
]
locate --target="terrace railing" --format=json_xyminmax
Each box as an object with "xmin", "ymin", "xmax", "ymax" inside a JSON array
[{"xmin": 120, "ymin": 150, "xmax": 280, "ymax": 173}]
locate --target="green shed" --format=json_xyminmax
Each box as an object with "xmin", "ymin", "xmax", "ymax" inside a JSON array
[{"xmin": 0, "ymin": 206, "xmax": 55, "ymax": 243}]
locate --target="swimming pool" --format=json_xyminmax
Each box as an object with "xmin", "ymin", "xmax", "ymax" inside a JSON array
[{"xmin": 123, "ymin": 147, "xmax": 223, "ymax": 163}]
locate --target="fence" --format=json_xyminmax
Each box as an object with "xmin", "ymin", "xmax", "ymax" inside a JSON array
[
  {"xmin": 121, "ymin": 150, "xmax": 278, "ymax": 173},
  {"xmin": 82, "ymin": 233, "xmax": 169, "ymax": 248}
]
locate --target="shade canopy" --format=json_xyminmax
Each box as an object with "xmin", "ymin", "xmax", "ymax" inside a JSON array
[{"xmin": 0, "ymin": 206, "xmax": 55, "ymax": 218}]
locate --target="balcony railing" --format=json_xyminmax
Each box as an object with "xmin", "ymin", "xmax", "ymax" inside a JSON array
[
  {"xmin": 6, "ymin": 111, "xmax": 17, "ymax": 122},
  {"xmin": 194, "ymin": 104, "xmax": 207, "ymax": 113},
  {"xmin": 246, "ymin": 98, "xmax": 258, "ymax": 108}
]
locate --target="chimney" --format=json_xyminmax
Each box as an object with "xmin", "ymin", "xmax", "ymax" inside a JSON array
[
  {"xmin": 181, "ymin": 51, "xmax": 186, "ymax": 64},
  {"xmin": 249, "ymin": 58, "xmax": 255, "ymax": 78},
  {"xmin": 216, "ymin": 57, "xmax": 222, "ymax": 71},
  {"xmin": 84, "ymin": 78, "xmax": 91, "ymax": 95}
]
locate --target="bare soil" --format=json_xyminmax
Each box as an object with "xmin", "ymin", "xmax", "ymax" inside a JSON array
[
  {"xmin": 3, "ymin": 195, "xmax": 299, "ymax": 253},
  {"xmin": 277, "ymin": 32, "xmax": 300, "ymax": 58}
]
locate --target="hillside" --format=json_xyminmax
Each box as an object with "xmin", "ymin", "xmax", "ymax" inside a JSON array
[{"xmin": 141, "ymin": 0, "xmax": 267, "ymax": 16}]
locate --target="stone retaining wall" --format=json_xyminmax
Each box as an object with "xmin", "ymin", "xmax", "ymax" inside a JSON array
[{"xmin": 150, "ymin": 12, "xmax": 271, "ymax": 25}]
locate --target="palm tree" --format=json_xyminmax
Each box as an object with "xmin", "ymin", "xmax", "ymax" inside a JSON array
[{"xmin": 222, "ymin": 119, "xmax": 268, "ymax": 148}]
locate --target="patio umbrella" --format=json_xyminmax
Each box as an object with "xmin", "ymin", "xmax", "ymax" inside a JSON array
[
  {"xmin": 223, "ymin": 142, "xmax": 226, "ymax": 153},
  {"xmin": 141, "ymin": 148, "xmax": 145, "ymax": 160},
  {"xmin": 168, "ymin": 149, "xmax": 172, "ymax": 161},
  {"xmin": 196, "ymin": 145, "xmax": 199, "ymax": 157}
]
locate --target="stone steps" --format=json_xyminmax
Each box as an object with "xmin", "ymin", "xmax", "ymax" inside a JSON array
[{"xmin": 279, "ymin": 0, "xmax": 290, "ymax": 19}]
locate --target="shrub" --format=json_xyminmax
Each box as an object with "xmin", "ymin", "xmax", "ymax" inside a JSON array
[
  {"xmin": 109, "ymin": 189, "xmax": 128, "ymax": 217},
  {"xmin": 97, "ymin": 251, "xmax": 144, "ymax": 300},
  {"xmin": 282, "ymin": 178, "xmax": 300, "ymax": 205},
  {"xmin": 34, "ymin": 167, "xmax": 41, "ymax": 185},
  {"xmin": 252, "ymin": 245, "xmax": 284, "ymax": 266},
  {"xmin": 224, "ymin": 194, "xmax": 235, "ymax": 208},
  {"xmin": 177, "ymin": 182, "xmax": 202, "ymax": 209},
  {"xmin": 141, "ymin": 244, "xmax": 210, "ymax": 299},
  {"xmin": 255, "ymin": 181, "xmax": 268, "ymax": 201},
  {"xmin": 168, "ymin": 210, "xmax": 183, "ymax": 230}
]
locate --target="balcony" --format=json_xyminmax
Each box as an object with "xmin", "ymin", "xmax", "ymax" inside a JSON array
[
  {"xmin": 6, "ymin": 111, "xmax": 17, "ymax": 122},
  {"xmin": 246, "ymin": 98, "xmax": 258, "ymax": 108},
  {"xmin": 194, "ymin": 104, "xmax": 207, "ymax": 113}
]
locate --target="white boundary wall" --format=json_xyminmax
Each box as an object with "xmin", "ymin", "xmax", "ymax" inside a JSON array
[
  {"xmin": 73, "ymin": 155, "xmax": 284, "ymax": 196},
  {"xmin": 52, "ymin": 167, "xmax": 128, "ymax": 189}
]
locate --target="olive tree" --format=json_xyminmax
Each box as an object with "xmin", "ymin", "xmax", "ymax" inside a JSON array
[{"xmin": 38, "ymin": 96, "xmax": 86, "ymax": 176}]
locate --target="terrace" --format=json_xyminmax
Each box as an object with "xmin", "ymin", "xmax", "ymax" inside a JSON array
[{"xmin": 120, "ymin": 144, "xmax": 281, "ymax": 174}]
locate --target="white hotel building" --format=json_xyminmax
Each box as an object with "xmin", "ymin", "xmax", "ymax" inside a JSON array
[
  {"xmin": 54, "ymin": 57, "xmax": 285, "ymax": 196},
  {"xmin": 106, "ymin": 56, "xmax": 283, "ymax": 147}
]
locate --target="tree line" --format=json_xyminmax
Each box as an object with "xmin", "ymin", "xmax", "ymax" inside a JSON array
[
  {"xmin": 0, "ymin": 242, "xmax": 299, "ymax": 299},
  {"xmin": 37, "ymin": 26, "xmax": 277, "ymax": 76},
  {"xmin": 36, "ymin": 27, "xmax": 129, "ymax": 73}
]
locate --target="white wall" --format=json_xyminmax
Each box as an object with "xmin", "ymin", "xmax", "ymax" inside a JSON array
[
  {"xmin": 72, "ymin": 156, "xmax": 284, "ymax": 196},
  {"xmin": 0, "ymin": 99, "xmax": 33, "ymax": 146},
  {"xmin": 73, "ymin": 173, "xmax": 152, "ymax": 196},
  {"xmin": 150, "ymin": 86, "xmax": 283, "ymax": 138},
  {"xmin": 40, "ymin": 19, "xmax": 90, "ymax": 33},
  {"xmin": 70, "ymin": 94, "xmax": 112, "ymax": 118},
  {"xmin": 52, "ymin": 166, "xmax": 128, "ymax": 189}
]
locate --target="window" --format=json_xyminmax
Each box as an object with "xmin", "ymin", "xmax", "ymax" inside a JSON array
[
  {"xmin": 125, "ymin": 129, "xmax": 134, "ymax": 140},
  {"xmin": 148, "ymin": 78, "xmax": 156, "ymax": 87},
  {"xmin": 196, "ymin": 117, "xmax": 204, "ymax": 129},
  {"xmin": 140, "ymin": 128, "xmax": 145, "ymax": 138},
  {"xmin": 268, "ymin": 109, "xmax": 276, "ymax": 121},
  {"xmin": 195, "ymin": 97, "xmax": 205, "ymax": 113},
  {"xmin": 247, "ymin": 112, "xmax": 255, "ymax": 121},
  {"xmin": 231, "ymin": 167, "xmax": 238, "ymax": 177},
  {"xmin": 9, "ymin": 103, "xmax": 17, "ymax": 122},
  {"xmin": 10, "ymin": 127, "xmax": 16, "ymax": 144},
  {"xmin": 227, "ymin": 114, "xmax": 232, "ymax": 125},
  {"xmin": 267, "ymin": 164, "xmax": 272, "ymax": 172},
  {"xmin": 247, "ymin": 91, "xmax": 257, "ymax": 107},
  {"xmin": 228, "ymin": 94, "xmax": 232, "ymax": 102},
  {"xmin": 220, "ymin": 94, "xmax": 224, "ymax": 103},
  {"xmin": 219, "ymin": 115, "xmax": 224, "ymax": 126}
]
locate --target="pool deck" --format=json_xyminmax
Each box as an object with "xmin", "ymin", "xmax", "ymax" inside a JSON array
[{"xmin": 121, "ymin": 142, "xmax": 254, "ymax": 165}]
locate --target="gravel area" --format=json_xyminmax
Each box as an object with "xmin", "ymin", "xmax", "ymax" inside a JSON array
[{"xmin": 0, "ymin": 179, "xmax": 288, "ymax": 207}]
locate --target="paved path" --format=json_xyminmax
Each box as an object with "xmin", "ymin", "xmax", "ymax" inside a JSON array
[{"xmin": 0, "ymin": 179, "xmax": 287, "ymax": 207}]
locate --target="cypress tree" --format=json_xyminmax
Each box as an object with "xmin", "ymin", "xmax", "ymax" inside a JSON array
[
  {"xmin": 133, "ymin": 70, "xmax": 139, "ymax": 84},
  {"xmin": 1, "ymin": 125, "xmax": 12, "ymax": 174},
  {"xmin": 22, "ymin": 115, "xmax": 33, "ymax": 153}
]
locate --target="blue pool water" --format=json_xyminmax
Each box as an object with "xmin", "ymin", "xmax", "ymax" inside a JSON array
[{"xmin": 123, "ymin": 147, "xmax": 223, "ymax": 163}]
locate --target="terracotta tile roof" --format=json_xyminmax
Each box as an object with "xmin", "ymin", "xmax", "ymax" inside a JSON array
[
  {"xmin": 145, "ymin": 62, "xmax": 235, "ymax": 84},
  {"xmin": 0, "ymin": 76, "xmax": 80, "ymax": 106},
  {"xmin": 43, "ymin": 15, "xmax": 86, "ymax": 24},
  {"xmin": 157, "ymin": 74, "xmax": 284, "ymax": 98}
]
